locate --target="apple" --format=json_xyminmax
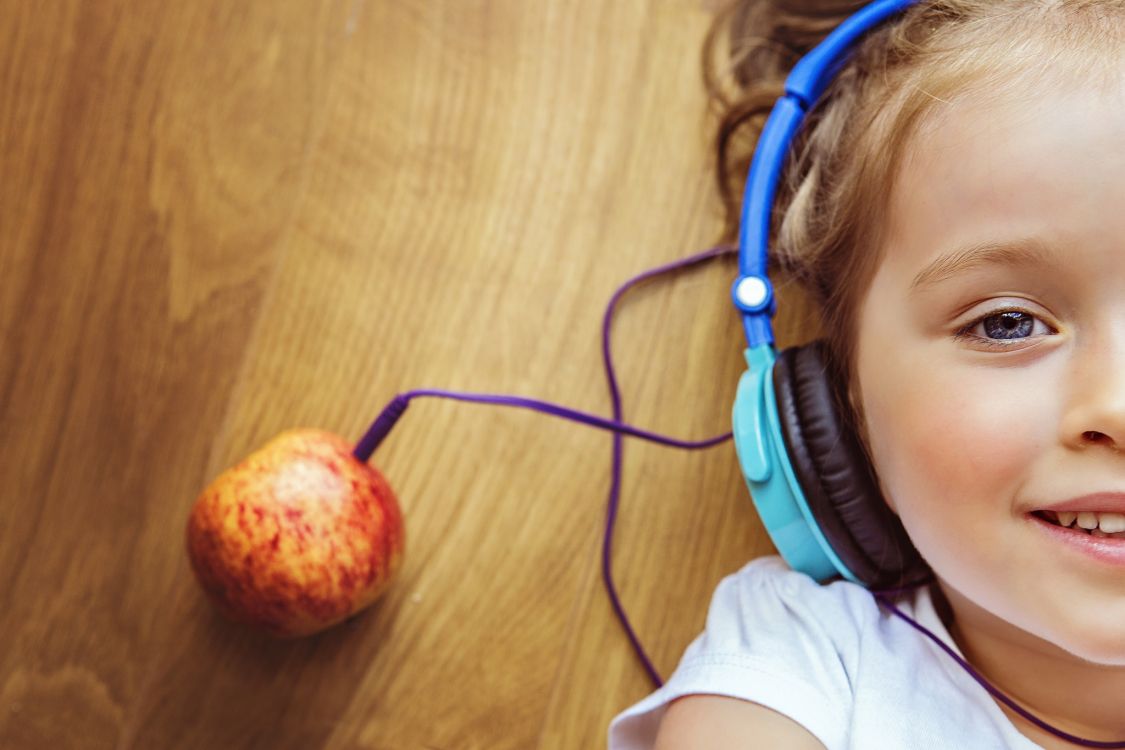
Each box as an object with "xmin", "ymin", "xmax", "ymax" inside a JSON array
[{"xmin": 185, "ymin": 428, "xmax": 405, "ymax": 637}]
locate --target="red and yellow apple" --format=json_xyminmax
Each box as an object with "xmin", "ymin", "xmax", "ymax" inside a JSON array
[{"xmin": 185, "ymin": 428, "xmax": 404, "ymax": 637}]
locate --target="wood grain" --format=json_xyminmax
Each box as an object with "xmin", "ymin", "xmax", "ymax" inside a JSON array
[{"xmin": 0, "ymin": 1, "xmax": 811, "ymax": 747}]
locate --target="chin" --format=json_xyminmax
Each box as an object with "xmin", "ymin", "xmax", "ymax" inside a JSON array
[
  {"xmin": 1052, "ymin": 627, "xmax": 1125, "ymax": 667},
  {"xmin": 933, "ymin": 570, "xmax": 1125, "ymax": 668},
  {"xmin": 1036, "ymin": 586, "xmax": 1125, "ymax": 666},
  {"xmin": 1001, "ymin": 604, "xmax": 1125, "ymax": 668}
]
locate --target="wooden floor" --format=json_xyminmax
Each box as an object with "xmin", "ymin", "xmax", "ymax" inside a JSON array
[{"xmin": 0, "ymin": 1, "xmax": 797, "ymax": 747}]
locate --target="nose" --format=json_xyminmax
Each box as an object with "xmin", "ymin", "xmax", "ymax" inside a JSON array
[{"xmin": 1060, "ymin": 337, "xmax": 1125, "ymax": 455}]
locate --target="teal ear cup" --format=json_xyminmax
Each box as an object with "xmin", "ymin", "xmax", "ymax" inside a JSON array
[
  {"xmin": 733, "ymin": 344, "xmax": 854, "ymax": 583},
  {"xmin": 733, "ymin": 343, "xmax": 929, "ymax": 589}
]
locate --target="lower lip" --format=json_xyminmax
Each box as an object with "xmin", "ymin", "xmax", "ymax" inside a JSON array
[{"xmin": 1027, "ymin": 513, "xmax": 1125, "ymax": 567}]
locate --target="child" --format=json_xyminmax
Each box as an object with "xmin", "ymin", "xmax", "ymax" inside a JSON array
[{"xmin": 609, "ymin": 1, "xmax": 1125, "ymax": 748}]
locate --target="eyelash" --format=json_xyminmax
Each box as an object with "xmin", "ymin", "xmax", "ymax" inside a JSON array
[{"xmin": 953, "ymin": 308, "xmax": 1057, "ymax": 351}]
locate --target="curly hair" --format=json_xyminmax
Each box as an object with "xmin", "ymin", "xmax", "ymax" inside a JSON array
[{"xmin": 703, "ymin": 0, "xmax": 1125, "ymax": 448}]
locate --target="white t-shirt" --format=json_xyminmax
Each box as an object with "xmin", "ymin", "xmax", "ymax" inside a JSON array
[{"xmin": 608, "ymin": 555, "xmax": 1041, "ymax": 749}]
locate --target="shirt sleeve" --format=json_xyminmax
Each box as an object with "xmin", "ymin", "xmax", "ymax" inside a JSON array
[{"xmin": 607, "ymin": 556, "xmax": 859, "ymax": 750}]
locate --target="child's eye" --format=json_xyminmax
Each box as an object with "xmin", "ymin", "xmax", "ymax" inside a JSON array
[{"xmin": 954, "ymin": 309, "xmax": 1057, "ymax": 351}]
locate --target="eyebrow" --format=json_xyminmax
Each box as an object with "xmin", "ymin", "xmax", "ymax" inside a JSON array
[{"xmin": 909, "ymin": 238, "xmax": 1057, "ymax": 292}]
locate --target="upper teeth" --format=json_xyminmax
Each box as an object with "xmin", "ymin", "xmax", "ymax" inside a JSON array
[{"xmin": 1054, "ymin": 511, "xmax": 1125, "ymax": 533}]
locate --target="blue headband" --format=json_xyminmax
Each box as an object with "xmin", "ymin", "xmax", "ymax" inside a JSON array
[{"xmin": 731, "ymin": 0, "xmax": 919, "ymax": 348}]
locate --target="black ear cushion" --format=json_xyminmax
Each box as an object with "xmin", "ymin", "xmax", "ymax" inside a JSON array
[{"xmin": 773, "ymin": 342, "xmax": 929, "ymax": 589}]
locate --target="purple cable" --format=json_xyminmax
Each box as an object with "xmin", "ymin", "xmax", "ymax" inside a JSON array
[
  {"xmin": 353, "ymin": 244, "xmax": 739, "ymax": 691},
  {"xmin": 352, "ymin": 389, "xmax": 731, "ymax": 463},
  {"xmin": 599, "ymin": 243, "xmax": 739, "ymax": 687}
]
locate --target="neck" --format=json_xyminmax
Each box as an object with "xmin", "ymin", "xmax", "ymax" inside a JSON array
[{"xmin": 934, "ymin": 579, "xmax": 1125, "ymax": 749}]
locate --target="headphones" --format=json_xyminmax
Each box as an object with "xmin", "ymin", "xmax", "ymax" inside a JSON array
[{"xmin": 729, "ymin": 0, "xmax": 931, "ymax": 590}]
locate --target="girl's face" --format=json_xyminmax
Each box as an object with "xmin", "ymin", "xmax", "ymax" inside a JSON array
[{"xmin": 854, "ymin": 70, "xmax": 1125, "ymax": 664}]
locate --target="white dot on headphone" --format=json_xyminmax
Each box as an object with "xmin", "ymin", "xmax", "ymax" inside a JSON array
[{"xmin": 735, "ymin": 276, "xmax": 770, "ymax": 309}]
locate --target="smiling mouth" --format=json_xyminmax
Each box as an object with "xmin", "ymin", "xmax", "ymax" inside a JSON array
[{"xmin": 1032, "ymin": 510, "xmax": 1125, "ymax": 539}]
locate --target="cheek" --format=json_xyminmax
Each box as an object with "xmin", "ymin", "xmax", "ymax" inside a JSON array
[{"xmin": 859, "ymin": 355, "xmax": 1049, "ymax": 517}]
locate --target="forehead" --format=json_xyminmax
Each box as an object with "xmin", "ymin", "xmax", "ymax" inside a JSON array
[{"xmin": 879, "ymin": 69, "xmax": 1125, "ymax": 280}]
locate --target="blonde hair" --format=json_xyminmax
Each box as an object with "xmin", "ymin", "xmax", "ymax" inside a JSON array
[{"xmin": 703, "ymin": 0, "xmax": 1125, "ymax": 439}]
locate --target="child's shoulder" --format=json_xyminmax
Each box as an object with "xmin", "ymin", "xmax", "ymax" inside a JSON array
[
  {"xmin": 609, "ymin": 555, "xmax": 1042, "ymax": 749},
  {"xmin": 705, "ymin": 554, "xmax": 888, "ymax": 649},
  {"xmin": 679, "ymin": 555, "xmax": 905, "ymax": 681},
  {"xmin": 728, "ymin": 552, "xmax": 874, "ymax": 601},
  {"xmin": 666, "ymin": 554, "xmax": 908, "ymax": 726},
  {"xmin": 608, "ymin": 555, "xmax": 951, "ymax": 750}
]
